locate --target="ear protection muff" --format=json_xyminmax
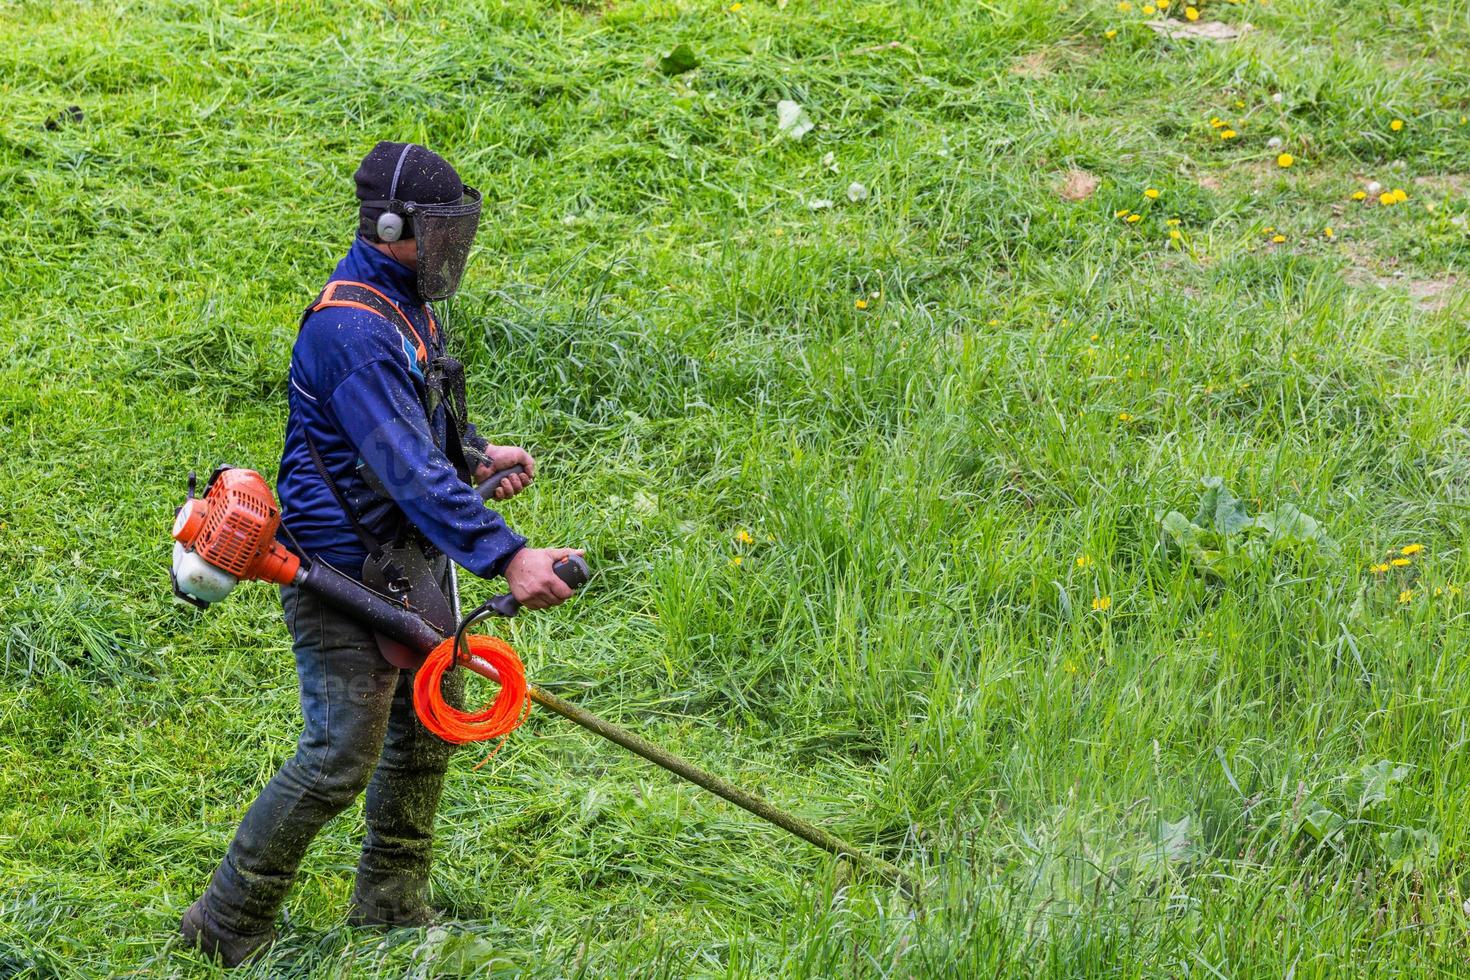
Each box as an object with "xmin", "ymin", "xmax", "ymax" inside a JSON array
[
  {"xmin": 377, "ymin": 207, "xmax": 405, "ymax": 243},
  {"xmin": 374, "ymin": 144, "xmax": 416, "ymax": 243}
]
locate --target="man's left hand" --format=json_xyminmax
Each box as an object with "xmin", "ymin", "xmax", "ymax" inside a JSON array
[{"xmin": 475, "ymin": 445, "xmax": 536, "ymax": 501}]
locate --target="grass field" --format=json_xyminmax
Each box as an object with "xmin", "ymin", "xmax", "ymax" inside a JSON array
[{"xmin": 5, "ymin": 0, "xmax": 1470, "ymax": 974}]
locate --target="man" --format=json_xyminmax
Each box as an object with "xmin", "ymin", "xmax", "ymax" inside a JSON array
[{"xmin": 181, "ymin": 141, "xmax": 582, "ymax": 966}]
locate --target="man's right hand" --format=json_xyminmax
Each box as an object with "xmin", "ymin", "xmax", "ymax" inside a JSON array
[{"xmin": 503, "ymin": 546, "xmax": 587, "ymax": 610}]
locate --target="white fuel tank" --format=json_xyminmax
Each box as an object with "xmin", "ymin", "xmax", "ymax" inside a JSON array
[{"xmin": 172, "ymin": 541, "xmax": 239, "ymax": 604}]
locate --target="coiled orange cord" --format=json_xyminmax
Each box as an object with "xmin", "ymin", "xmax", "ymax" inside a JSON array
[{"xmin": 413, "ymin": 634, "xmax": 530, "ymax": 748}]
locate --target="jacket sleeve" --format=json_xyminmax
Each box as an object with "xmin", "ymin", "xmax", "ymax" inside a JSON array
[
  {"xmin": 323, "ymin": 358, "xmax": 526, "ymax": 579},
  {"xmin": 462, "ymin": 421, "xmax": 490, "ymax": 454}
]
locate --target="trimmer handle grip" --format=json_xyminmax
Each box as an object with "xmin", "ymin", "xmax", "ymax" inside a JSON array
[
  {"xmin": 477, "ymin": 465, "xmax": 526, "ymax": 502},
  {"xmin": 484, "ymin": 555, "xmax": 589, "ymax": 617},
  {"xmin": 552, "ymin": 554, "xmax": 590, "ymax": 589}
]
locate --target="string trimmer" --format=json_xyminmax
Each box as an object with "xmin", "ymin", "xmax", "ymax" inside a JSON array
[{"xmin": 169, "ymin": 465, "xmax": 910, "ymax": 888}]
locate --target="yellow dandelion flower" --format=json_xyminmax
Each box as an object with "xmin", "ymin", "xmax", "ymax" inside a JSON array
[
  {"xmin": 1235, "ymin": 100, "xmax": 1246, "ymax": 108},
  {"xmin": 728, "ymin": 1, "xmax": 743, "ymax": 9},
  {"xmin": 1390, "ymin": 118, "xmax": 1404, "ymax": 132},
  {"xmin": 854, "ymin": 299, "xmax": 869, "ymax": 310},
  {"xmin": 1144, "ymin": 187, "xmax": 1160, "ymax": 199},
  {"xmin": 1277, "ymin": 153, "xmax": 1294, "ymax": 168},
  {"xmin": 1118, "ymin": 0, "xmax": 1132, "ymax": 9},
  {"xmin": 1076, "ymin": 555, "xmax": 1094, "ymax": 568},
  {"xmin": 1379, "ymin": 191, "xmax": 1395, "ymax": 206},
  {"xmin": 1391, "ymin": 557, "xmax": 1411, "ymax": 567},
  {"xmin": 1126, "ymin": 213, "xmax": 1142, "ymax": 223},
  {"xmin": 1142, "ymin": 3, "xmax": 1156, "ymax": 12},
  {"xmin": 1351, "ymin": 190, "xmax": 1367, "ymax": 201},
  {"xmin": 1401, "ymin": 543, "xmax": 1424, "ymax": 556},
  {"xmin": 1370, "ymin": 563, "xmax": 1390, "ymax": 574},
  {"xmin": 1116, "ymin": 208, "xmax": 1132, "ymax": 218},
  {"xmin": 1166, "ymin": 217, "xmax": 1181, "ymax": 226},
  {"xmin": 1398, "ymin": 589, "xmax": 1413, "ymax": 604},
  {"xmin": 730, "ymin": 555, "xmax": 743, "ymax": 567},
  {"xmin": 1450, "ymin": 585, "xmax": 1462, "ymax": 597},
  {"xmin": 1157, "ymin": 0, "xmax": 1169, "ymax": 9},
  {"xmin": 1185, "ymin": 5, "xmax": 1200, "ymax": 19},
  {"xmin": 1090, "ymin": 332, "xmax": 1100, "ymax": 341},
  {"xmin": 1271, "ymin": 234, "xmax": 1286, "ymax": 243},
  {"xmin": 1105, "ymin": 29, "xmax": 1118, "ymax": 38},
  {"xmin": 988, "ymin": 318, "xmax": 1000, "ymax": 326},
  {"xmin": 1220, "ymin": 129, "xmax": 1238, "ymax": 140},
  {"xmin": 1210, "ymin": 117, "xmax": 1225, "ymax": 128},
  {"xmin": 1092, "ymin": 595, "xmax": 1113, "ymax": 611},
  {"xmin": 1323, "ymin": 226, "xmax": 1334, "ymax": 238},
  {"xmin": 1391, "ymin": 188, "xmax": 1408, "ymax": 203},
  {"xmin": 735, "ymin": 529, "xmax": 754, "ymax": 545},
  {"xmin": 1063, "ymin": 659, "xmax": 1078, "ymax": 674},
  {"xmin": 1169, "ymin": 229, "xmax": 1182, "ymax": 240},
  {"xmin": 1117, "ymin": 411, "xmax": 1133, "ymax": 421}
]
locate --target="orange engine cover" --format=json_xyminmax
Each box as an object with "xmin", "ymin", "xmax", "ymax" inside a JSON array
[{"xmin": 174, "ymin": 468, "xmax": 300, "ymax": 586}]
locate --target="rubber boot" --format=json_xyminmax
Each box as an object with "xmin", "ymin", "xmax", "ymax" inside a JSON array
[
  {"xmin": 179, "ymin": 897, "xmax": 276, "ymax": 967},
  {"xmin": 346, "ymin": 873, "xmax": 439, "ymax": 930},
  {"xmin": 345, "ymin": 767, "xmax": 444, "ymax": 930}
]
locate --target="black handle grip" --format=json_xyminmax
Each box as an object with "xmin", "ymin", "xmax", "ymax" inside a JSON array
[
  {"xmin": 553, "ymin": 554, "xmax": 590, "ymax": 589},
  {"xmin": 484, "ymin": 555, "xmax": 589, "ymax": 618},
  {"xmin": 477, "ymin": 465, "xmax": 527, "ymax": 502}
]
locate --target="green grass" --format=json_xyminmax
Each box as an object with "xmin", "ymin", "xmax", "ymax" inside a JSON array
[{"xmin": 5, "ymin": 0, "xmax": 1470, "ymax": 974}]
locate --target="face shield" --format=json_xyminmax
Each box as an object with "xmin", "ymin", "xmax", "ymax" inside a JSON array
[{"xmin": 406, "ymin": 187, "xmax": 482, "ymax": 301}]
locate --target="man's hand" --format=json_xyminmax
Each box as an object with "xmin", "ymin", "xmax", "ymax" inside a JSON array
[
  {"xmin": 474, "ymin": 445, "xmax": 536, "ymax": 501},
  {"xmin": 504, "ymin": 547, "xmax": 587, "ymax": 610}
]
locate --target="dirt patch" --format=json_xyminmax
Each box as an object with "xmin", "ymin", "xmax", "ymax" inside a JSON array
[
  {"xmin": 1219, "ymin": 156, "xmax": 1338, "ymax": 192},
  {"xmin": 1145, "ymin": 19, "xmax": 1253, "ymax": 42},
  {"xmin": 1010, "ymin": 50, "xmax": 1051, "ymax": 78},
  {"xmin": 1403, "ymin": 276, "xmax": 1460, "ymax": 310},
  {"xmin": 1345, "ymin": 246, "xmax": 1461, "ymax": 310},
  {"xmin": 1057, "ymin": 169, "xmax": 1099, "ymax": 202},
  {"xmin": 1196, "ymin": 173, "xmax": 1225, "ymax": 192},
  {"xmin": 1355, "ymin": 273, "xmax": 1460, "ymax": 310},
  {"xmin": 1237, "ymin": 157, "xmax": 1290, "ymax": 188},
  {"xmin": 1412, "ymin": 174, "xmax": 1470, "ymax": 198}
]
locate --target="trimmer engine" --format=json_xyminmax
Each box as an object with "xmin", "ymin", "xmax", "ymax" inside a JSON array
[{"xmin": 171, "ymin": 466, "xmax": 301, "ymax": 607}]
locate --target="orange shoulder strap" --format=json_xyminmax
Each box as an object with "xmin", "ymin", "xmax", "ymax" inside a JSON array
[{"xmin": 306, "ymin": 280, "xmax": 428, "ymax": 364}]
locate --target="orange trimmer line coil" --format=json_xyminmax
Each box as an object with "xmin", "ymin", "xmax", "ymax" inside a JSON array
[{"xmin": 412, "ymin": 634, "xmax": 530, "ymax": 746}]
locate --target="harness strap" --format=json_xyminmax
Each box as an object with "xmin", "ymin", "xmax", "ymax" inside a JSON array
[
  {"xmin": 307, "ymin": 280, "xmax": 433, "ymax": 364},
  {"xmin": 303, "ymin": 428, "xmax": 381, "ymax": 555}
]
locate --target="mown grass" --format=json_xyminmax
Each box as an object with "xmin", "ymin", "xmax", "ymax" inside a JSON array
[{"xmin": 4, "ymin": 0, "xmax": 1470, "ymax": 975}]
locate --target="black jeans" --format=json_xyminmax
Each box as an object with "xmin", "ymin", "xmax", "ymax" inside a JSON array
[{"xmin": 200, "ymin": 583, "xmax": 462, "ymax": 933}]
